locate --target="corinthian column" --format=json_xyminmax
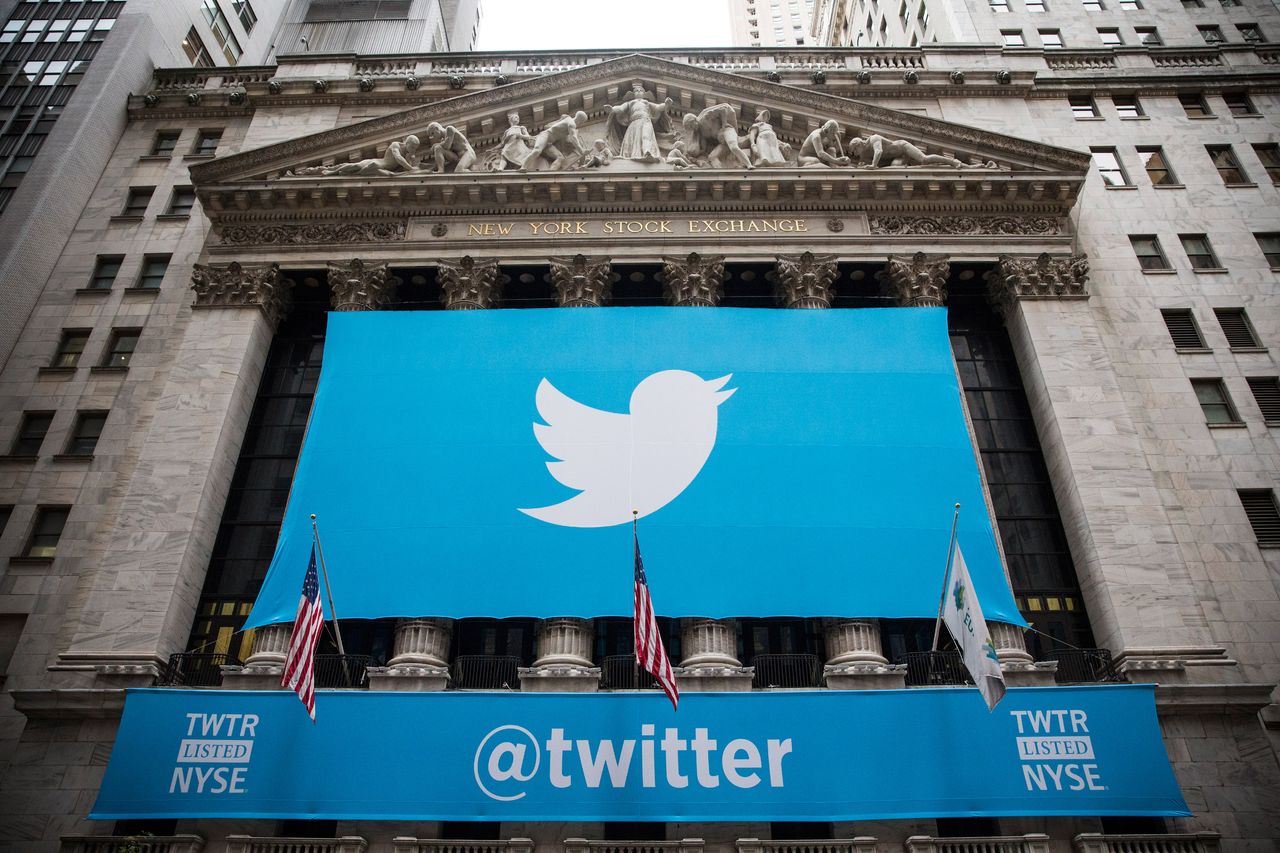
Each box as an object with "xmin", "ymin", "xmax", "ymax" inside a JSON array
[
  {"xmin": 878, "ymin": 252, "xmax": 950, "ymax": 307},
  {"xmin": 327, "ymin": 258, "xmax": 398, "ymax": 311},
  {"xmin": 774, "ymin": 252, "xmax": 837, "ymax": 309},
  {"xmin": 438, "ymin": 256, "xmax": 501, "ymax": 309},
  {"xmin": 662, "ymin": 253, "xmax": 725, "ymax": 307},
  {"xmin": 550, "ymin": 255, "xmax": 612, "ymax": 307},
  {"xmin": 983, "ymin": 252, "xmax": 1090, "ymax": 318}
]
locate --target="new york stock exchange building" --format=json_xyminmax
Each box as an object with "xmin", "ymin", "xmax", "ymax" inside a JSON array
[{"xmin": 1, "ymin": 40, "xmax": 1278, "ymax": 853}]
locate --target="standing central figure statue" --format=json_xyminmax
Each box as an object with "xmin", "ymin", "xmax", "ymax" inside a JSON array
[{"xmin": 605, "ymin": 81, "xmax": 675, "ymax": 163}]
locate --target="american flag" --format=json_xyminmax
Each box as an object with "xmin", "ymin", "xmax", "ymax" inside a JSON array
[
  {"xmin": 281, "ymin": 544, "xmax": 325, "ymax": 720},
  {"xmin": 634, "ymin": 529, "xmax": 679, "ymax": 710}
]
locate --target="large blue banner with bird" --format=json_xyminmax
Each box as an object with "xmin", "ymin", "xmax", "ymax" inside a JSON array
[{"xmin": 245, "ymin": 307, "xmax": 1025, "ymax": 627}]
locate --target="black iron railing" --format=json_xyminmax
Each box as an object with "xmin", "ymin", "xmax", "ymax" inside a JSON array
[
  {"xmin": 314, "ymin": 654, "xmax": 371, "ymax": 689},
  {"xmin": 600, "ymin": 655, "xmax": 660, "ymax": 690},
  {"xmin": 1046, "ymin": 648, "xmax": 1124, "ymax": 684},
  {"xmin": 751, "ymin": 653, "xmax": 824, "ymax": 688},
  {"xmin": 451, "ymin": 654, "xmax": 520, "ymax": 689},
  {"xmin": 898, "ymin": 650, "xmax": 972, "ymax": 686},
  {"xmin": 155, "ymin": 653, "xmax": 238, "ymax": 687}
]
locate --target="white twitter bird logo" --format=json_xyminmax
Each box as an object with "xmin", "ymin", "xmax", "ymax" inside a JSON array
[{"xmin": 519, "ymin": 370, "xmax": 736, "ymax": 528}]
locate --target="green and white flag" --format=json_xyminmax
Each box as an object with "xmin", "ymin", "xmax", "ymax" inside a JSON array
[{"xmin": 943, "ymin": 544, "xmax": 1007, "ymax": 711}]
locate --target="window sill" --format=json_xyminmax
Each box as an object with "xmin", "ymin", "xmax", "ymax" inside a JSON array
[
  {"xmin": 1185, "ymin": 115, "xmax": 1218, "ymax": 120},
  {"xmin": 124, "ymin": 287, "xmax": 160, "ymax": 296},
  {"xmin": 1104, "ymin": 184, "xmax": 1138, "ymax": 190},
  {"xmin": 1223, "ymin": 183, "xmax": 1258, "ymax": 189},
  {"xmin": 137, "ymin": 155, "xmax": 173, "ymax": 163},
  {"xmin": 155, "ymin": 213, "xmax": 191, "ymax": 222},
  {"xmin": 1152, "ymin": 184, "xmax": 1186, "ymax": 189},
  {"xmin": 1140, "ymin": 268, "xmax": 1177, "ymax": 274},
  {"xmin": 1072, "ymin": 116, "xmax": 1105, "ymax": 121},
  {"xmin": 1119, "ymin": 115, "xmax": 1150, "ymax": 120},
  {"xmin": 37, "ymin": 366, "xmax": 77, "ymax": 377},
  {"xmin": 183, "ymin": 153, "xmax": 216, "ymax": 161},
  {"xmin": 1206, "ymin": 421, "xmax": 1246, "ymax": 429},
  {"xmin": 1228, "ymin": 346, "xmax": 1268, "ymax": 354},
  {"xmin": 1174, "ymin": 347, "xmax": 1213, "ymax": 354},
  {"xmin": 89, "ymin": 365, "xmax": 129, "ymax": 375},
  {"xmin": 7, "ymin": 556, "xmax": 54, "ymax": 567},
  {"xmin": 109, "ymin": 215, "xmax": 145, "ymax": 224},
  {"xmin": 51, "ymin": 453, "xmax": 94, "ymax": 462},
  {"xmin": 1191, "ymin": 267, "xmax": 1229, "ymax": 274},
  {"xmin": 0, "ymin": 455, "xmax": 38, "ymax": 463},
  {"xmin": 1230, "ymin": 113, "xmax": 1263, "ymax": 119},
  {"xmin": 74, "ymin": 287, "xmax": 113, "ymax": 296}
]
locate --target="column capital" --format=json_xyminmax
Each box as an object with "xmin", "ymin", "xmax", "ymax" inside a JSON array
[
  {"xmin": 984, "ymin": 252, "xmax": 1090, "ymax": 317},
  {"xmin": 878, "ymin": 252, "xmax": 950, "ymax": 307},
  {"xmin": 191, "ymin": 262, "xmax": 292, "ymax": 328},
  {"xmin": 550, "ymin": 254, "xmax": 612, "ymax": 307},
  {"xmin": 327, "ymin": 258, "xmax": 398, "ymax": 312},
  {"xmin": 438, "ymin": 256, "xmax": 502, "ymax": 310},
  {"xmin": 662, "ymin": 252, "xmax": 725, "ymax": 307},
  {"xmin": 774, "ymin": 251, "xmax": 837, "ymax": 308}
]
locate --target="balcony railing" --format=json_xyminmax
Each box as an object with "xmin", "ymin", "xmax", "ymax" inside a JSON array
[
  {"xmin": 155, "ymin": 653, "xmax": 238, "ymax": 687},
  {"xmin": 1045, "ymin": 649, "xmax": 1124, "ymax": 684},
  {"xmin": 564, "ymin": 841, "xmax": 704, "ymax": 853},
  {"xmin": 225, "ymin": 837, "xmax": 368, "ymax": 853},
  {"xmin": 61, "ymin": 836, "xmax": 206, "ymax": 853},
  {"xmin": 898, "ymin": 651, "xmax": 972, "ymax": 687},
  {"xmin": 750, "ymin": 654, "xmax": 824, "ymax": 688},
  {"xmin": 600, "ymin": 655, "xmax": 660, "ymax": 690},
  {"xmin": 314, "ymin": 654, "xmax": 371, "ymax": 689},
  {"xmin": 905, "ymin": 834, "xmax": 1050, "ymax": 853},
  {"xmin": 451, "ymin": 654, "xmax": 520, "ymax": 689},
  {"xmin": 1073, "ymin": 833, "xmax": 1221, "ymax": 853},
  {"xmin": 737, "ymin": 838, "xmax": 878, "ymax": 853},
  {"xmin": 392, "ymin": 840, "xmax": 534, "ymax": 853}
]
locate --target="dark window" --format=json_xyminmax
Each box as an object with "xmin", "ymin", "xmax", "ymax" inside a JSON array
[
  {"xmin": 0, "ymin": 506, "xmax": 10, "ymax": 538},
  {"xmin": 88, "ymin": 255, "xmax": 122, "ymax": 290},
  {"xmin": 52, "ymin": 330, "xmax": 89, "ymax": 368},
  {"xmin": 604, "ymin": 823, "xmax": 665, "ymax": 841},
  {"xmin": 1191, "ymin": 378, "xmax": 1240, "ymax": 424},
  {"xmin": 1197, "ymin": 25, "xmax": 1224, "ymax": 44},
  {"xmin": 1178, "ymin": 92, "xmax": 1210, "ymax": 116},
  {"xmin": 453, "ymin": 618, "xmax": 536, "ymax": 665},
  {"xmin": 1090, "ymin": 148, "xmax": 1129, "ymax": 186},
  {"xmin": 938, "ymin": 818, "xmax": 1001, "ymax": 837},
  {"xmin": 11, "ymin": 412, "xmax": 52, "ymax": 456},
  {"xmin": 772, "ymin": 823, "xmax": 834, "ymax": 840},
  {"xmin": 304, "ymin": 0, "xmax": 413, "ymax": 21},
  {"xmin": 232, "ymin": 0, "xmax": 258, "ymax": 32},
  {"xmin": 1222, "ymin": 92, "xmax": 1257, "ymax": 116},
  {"xmin": 102, "ymin": 329, "xmax": 140, "ymax": 367},
  {"xmin": 1236, "ymin": 23, "xmax": 1263, "ymax": 42},
  {"xmin": 1130, "ymin": 235, "xmax": 1170, "ymax": 270},
  {"xmin": 1214, "ymin": 308, "xmax": 1262, "ymax": 349},
  {"xmin": 137, "ymin": 255, "xmax": 170, "ymax": 289},
  {"xmin": 1255, "ymin": 233, "xmax": 1280, "ymax": 268},
  {"xmin": 165, "ymin": 187, "xmax": 196, "ymax": 215},
  {"xmin": 740, "ymin": 617, "xmax": 824, "ymax": 661},
  {"xmin": 1238, "ymin": 490, "xmax": 1280, "ymax": 546},
  {"xmin": 66, "ymin": 411, "xmax": 107, "ymax": 456},
  {"xmin": 150, "ymin": 131, "xmax": 180, "ymax": 156},
  {"xmin": 1161, "ymin": 309, "xmax": 1205, "ymax": 350},
  {"xmin": 1180, "ymin": 234, "xmax": 1221, "ymax": 270},
  {"xmin": 193, "ymin": 129, "xmax": 222, "ymax": 155},
  {"xmin": 1102, "ymin": 817, "xmax": 1167, "ymax": 835},
  {"xmin": 181, "ymin": 26, "xmax": 213, "ymax": 67},
  {"xmin": 200, "ymin": 0, "xmax": 242, "ymax": 64},
  {"xmin": 121, "ymin": 187, "xmax": 152, "ymax": 216},
  {"xmin": 113, "ymin": 821, "xmax": 177, "ymax": 838},
  {"xmin": 1135, "ymin": 26, "xmax": 1161, "ymax": 45},
  {"xmin": 440, "ymin": 822, "xmax": 500, "ymax": 841},
  {"xmin": 1246, "ymin": 378, "xmax": 1280, "ymax": 422},
  {"xmin": 1253, "ymin": 144, "xmax": 1280, "ymax": 183},
  {"xmin": 24, "ymin": 506, "xmax": 69, "ymax": 557},
  {"xmin": 1069, "ymin": 94, "xmax": 1099, "ymax": 118},
  {"xmin": 1137, "ymin": 146, "xmax": 1177, "ymax": 185},
  {"xmin": 1181, "ymin": 0, "xmax": 1203, "ymax": 7},
  {"xmin": 277, "ymin": 820, "xmax": 336, "ymax": 838},
  {"xmin": 1113, "ymin": 94, "xmax": 1142, "ymax": 117}
]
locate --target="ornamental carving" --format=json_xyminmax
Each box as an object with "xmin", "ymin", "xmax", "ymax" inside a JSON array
[
  {"xmin": 869, "ymin": 215, "xmax": 1061, "ymax": 236},
  {"xmin": 549, "ymin": 255, "xmax": 612, "ymax": 307},
  {"xmin": 438, "ymin": 256, "xmax": 501, "ymax": 310},
  {"xmin": 878, "ymin": 253, "xmax": 950, "ymax": 308},
  {"xmin": 662, "ymin": 253, "xmax": 725, "ymax": 307},
  {"xmin": 327, "ymin": 258, "xmax": 398, "ymax": 312},
  {"xmin": 190, "ymin": 262, "xmax": 291, "ymax": 328},
  {"xmin": 218, "ymin": 221, "xmax": 407, "ymax": 246},
  {"xmin": 774, "ymin": 252, "xmax": 838, "ymax": 309},
  {"xmin": 985, "ymin": 252, "xmax": 1090, "ymax": 316}
]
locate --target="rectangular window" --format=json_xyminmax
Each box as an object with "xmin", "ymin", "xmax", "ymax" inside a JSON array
[
  {"xmin": 1069, "ymin": 94, "xmax": 1100, "ymax": 118},
  {"xmin": 166, "ymin": 187, "xmax": 196, "ymax": 215},
  {"xmin": 1113, "ymin": 94, "xmax": 1143, "ymax": 117},
  {"xmin": 102, "ymin": 329, "xmax": 140, "ymax": 368},
  {"xmin": 11, "ymin": 412, "xmax": 53, "ymax": 456},
  {"xmin": 1130, "ymin": 235, "xmax": 1171, "ymax": 270},
  {"xmin": 0, "ymin": 506, "xmax": 10, "ymax": 539},
  {"xmin": 182, "ymin": 27, "xmax": 214, "ymax": 67},
  {"xmin": 1246, "ymin": 378, "xmax": 1280, "ymax": 423},
  {"xmin": 1137, "ymin": 146, "xmax": 1177, "ymax": 185},
  {"xmin": 1236, "ymin": 23, "xmax": 1263, "ymax": 42},
  {"xmin": 1180, "ymin": 234, "xmax": 1222, "ymax": 270},
  {"xmin": 990, "ymin": 0, "xmax": 1009, "ymax": 11},
  {"xmin": 193, "ymin": 129, "xmax": 222, "ymax": 155},
  {"xmin": 1161, "ymin": 309, "xmax": 1205, "ymax": 350},
  {"xmin": 24, "ymin": 506, "xmax": 69, "ymax": 558},
  {"xmin": 1179, "ymin": 92, "xmax": 1212, "ymax": 117},
  {"xmin": 1026, "ymin": 0, "xmax": 1045, "ymax": 10},
  {"xmin": 1002, "ymin": 29, "xmax": 1025, "ymax": 46},
  {"xmin": 1098, "ymin": 27, "xmax": 1122, "ymax": 45},
  {"xmin": 52, "ymin": 330, "xmax": 89, "ymax": 369},
  {"xmin": 1135, "ymin": 26, "xmax": 1161, "ymax": 45},
  {"xmin": 1181, "ymin": 0, "xmax": 1203, "ymax": 7},
  {"xmin": 1197, "ymin": 25, "xmax": 1224, "ymax": 43},
  {"xmin": 1082, "ymin": 0, "xmax": 1103, "ymax": 8},
  {"xmin": 1256, "ymin": 233, "xmax": 1280, "ymax": 268},
  {"xmin": 232, "ymin": 0, "xmax": 258, "ymax": 32},
  {"xmin": 150, "ymin": 131, "xmax": 180, "ymax": 157},
  {"xmin": 66, "ymin": 411, "xmax": 107, "ymax": 456},
  {"xmin": 1091, "ymin": 148, "xmax": 1130, "ymax": 186},
  {"xmin": 1219, "ymin": 0, "xmax": 1241, "ymax": 6},
  {"xmin": 121, "ymin": 187, "xmax": 152, "ymax": 216},
  {"xmin": 1253, "ymin": 144, "xmax": 1280, "ymax": 184},
  {"xmin": 200, "ymin": 0, "xmax": 242, "ymax": 63},
  {"xmin": 1207, "ymin": 145, "xmax": 1249, "ymax": 184},
  {"xmin": 1039, "ymin": 28, "xmax": 1063, "ymax": 47},
  {"xmin": 1238, "ymin": 491, "xmax": 1280, "ymax": 547},
  {"xmin": 1191, "ymin": 378, "xmax": 1240, "ymax": 425},
  {"xmin": 88, "ymin": 255, "xmax": 123, "ymax": 290},
  {"xmin": 1222, "ymin": 91, "xmax": 1257, "ymax": 116},
  {"xmin": 137, "ymin": 255, "xmax": 171, "ymax": 289},
  {"xmin": 1214, "ymin": 308, "xmax": 1262, "ymax": 349}
]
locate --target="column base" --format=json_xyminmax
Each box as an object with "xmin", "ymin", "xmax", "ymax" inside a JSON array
[
  {"xmin": 824, "ymin": 662, "xmax": 907, "ymax": 690},
  {"xmin": 675, "ymin": 666, "xmax": 755, "ymax": 692},
  {"xmin": 367, "ymin": 665, "xmax": 450, "ymax": 692},
  {"xmin": 518, "ymin": 665, "xmax": 601, "ymax": 692},
  {"xmin": 1001, "ymin": 660, "xmax": 1059, "ymax": 687},
  {"xmin": 220, "ymin": 664, "xmax": 285, "ymax": 690}
]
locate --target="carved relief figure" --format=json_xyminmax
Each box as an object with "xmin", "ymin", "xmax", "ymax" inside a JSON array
[
  {"xmin": 499, "ymin": 111, "xmax": 536, "ymax": 170},
  {"xmin": 290, "ymin": 134, "xmax": 422, "ymax": 176},
  {"xmin": 748, "ymin": 109, "xmax": 791, "ymax": 167},
  {"xmin": 580, "ymin": 139, "xmax": 613, "ymax": 169},
  {"xmin": 521, "ymin": 110, "xmax": 589, "ymax": 172},
  {"xmin": 798, "ymin": 120, "xmax": 850, "ymax": 167},
  {"xmin": 605, "ymin": 81, "xmax": 676, "ymax": 163},
  {"xmin": 680, "ymin": 103, "xmax": 754, "ymax": 170},
  {"xmin": 425, "ymin": 122, "xmax": 477, "ymax": 173},
  {"xmin": 666, "ymin": 141, "xmax": 694, "ymax": 170},
  {"xmin": 847, "ymin": 134, "xmax": 982, "ymax": 169}
]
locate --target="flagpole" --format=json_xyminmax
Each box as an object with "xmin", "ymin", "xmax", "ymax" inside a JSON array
[
  {"xmin": 931, "ymin": 503, "xmax": 961, "ymax": 652},
  {"xmin": 310, "ymin": 513, "xmax": 352, "ymax": 686}
]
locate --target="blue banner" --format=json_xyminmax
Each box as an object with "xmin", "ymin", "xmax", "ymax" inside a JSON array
[
  {"xmin": 246, "ymin": 307, "xmax": 1023, "ymax": 627},
  {"xmin": 92, "ymin": 686, "xmax": 1187, "ymax": 820}
]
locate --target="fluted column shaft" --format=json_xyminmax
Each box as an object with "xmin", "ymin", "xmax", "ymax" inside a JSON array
[
  {"xmin": 680, "ymin": 618, "xmax": 741, "ymax": 668},
  {"xmin": 389, "ymin": 618, "xmax": 453, "ymax": 668},
  {"xmin": 825, "ymin": 619, "xmax": 889, "ymax": 666},
  {"xmin": 534, "ymin": 617, "xmax": 595, "ymax": 667},
  {"xmin": 989, "ymin": 620, "xmax": 1034, "ymax": 664},
  {"xmin": 244, "ymin": 622, "xmax": 292, "ymax": 668}
]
